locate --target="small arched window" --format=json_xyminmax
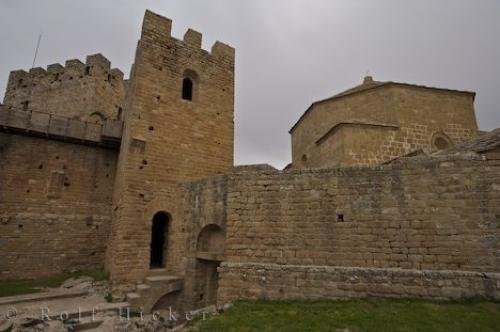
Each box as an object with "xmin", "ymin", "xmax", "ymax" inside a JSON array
[
  {"xmin": 181, "ymin": 69, "xmax": 198, "ymax": 102},
  {"xmin": 88, "ymin": 112, "xmax": 106, "ymax": 125},
  {"xmin": 434, "ymin": 137, "xmax": 449, "ymax": 150},
  {"xmin": 182, "ymin": 77, "xmax": 193, "ymax": 101},
  {"xmin": 432, "ymin": 133, "xmax": 452, "ymax": 151}
]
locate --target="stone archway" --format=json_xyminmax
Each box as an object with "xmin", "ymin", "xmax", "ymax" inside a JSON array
[
  {"xmin": 194, "ymin": 224, "xmax": 225, "ymax": 308},
  {"xmin": 87, "ymin": 111, "xmax": 106, "ymax": 125},
  {"xmin": 152, "ymin": 290, "xmax": 182, "ymax": 312}
]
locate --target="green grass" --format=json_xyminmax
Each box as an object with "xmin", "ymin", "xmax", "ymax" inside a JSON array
[
  {"xmin": 187, "ymin": 299, "xmax": 500, "ymax": 332},
  {"xmin": 0, "ymin": 270, "xmax": 108, "ymax": 298}
]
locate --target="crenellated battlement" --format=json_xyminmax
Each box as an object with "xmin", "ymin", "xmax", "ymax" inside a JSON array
[
  {"xmin": 29, "ymin": 67, "xmax": 47, "ymax": 77},
  {"xmin": 183, "ymin": 29, "xmax": 202, "ymax": 48},
  {"xmin": 64, "ymin": 58, "xmax": 85, "ymax": 73},
  {"xmin": 46, "ymin": 63, "xmax": 64, "ymax": 73},
  {"xmin": 4, "ymin": 53, "xmax": 123, "ymax": 98},
  {"xmin": 2, "ymin": 53, "xmax": 126, "ymax": 122},
  {"xmin": 141, "ymin": 10, "xmax": 235, "ymax": 64},
  {"xmin": 211, "ymin": 40, "xmax": 235, "ymax": 61}
]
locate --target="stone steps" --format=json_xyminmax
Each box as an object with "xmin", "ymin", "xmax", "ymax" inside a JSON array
[
  {"xmin": 126, "ymin": 292, "xmax": 141, "ymax": 301},
  {"xmin": 127, "ymin": 271, "xmax": 184, "ymax": 312},
  {"xmin": 145, "ymin": 275, "xmax": 181, "ymax": 283},
  {"xmin": 148, "ymin": 268, "xmax": 167, "ymax": 276},
  {"xmin": 137, "ymin": 284, "xmax": 151, "ymax": 291}
]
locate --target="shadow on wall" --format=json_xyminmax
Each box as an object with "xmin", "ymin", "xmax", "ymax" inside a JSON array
[{"xmin": 195, "ymin": 224, "xmax": 225, "ymax": 308}]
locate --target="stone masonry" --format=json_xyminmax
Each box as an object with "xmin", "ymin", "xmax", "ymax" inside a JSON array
[
  {"xmin": 0, "ymin": 131, "xmax": 117, "ymax": 279},
  {"xmin": 290, "ymin": 76, "xmax": 478, "ymax": 169},
  {"xmin": 3, "ymin": 54, "xmax": 125, "ymax": 122},
  {"xmin": 0, "ymin": 9, "xmax": 498, "ymax": 314},
  {"xmin": 104, "ymin": 10, "xmax": 234, "ymax": 297},
  {"xmin": 184, "ymin": 156, "xmax": 500, "ymax": 304}
]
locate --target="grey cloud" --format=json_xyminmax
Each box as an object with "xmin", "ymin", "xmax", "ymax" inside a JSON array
[{"xmin": 1, "ymin": 0, "xmax": 499, "ymax": 168}]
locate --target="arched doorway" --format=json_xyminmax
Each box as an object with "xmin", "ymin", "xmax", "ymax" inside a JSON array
[
  {"xmin": 150, "ymin": 212, "xmax": 170, "ymax": 269},
  {"xmin": 195, "ymin": 224, "xmax": 225, "ymax": 308},
  {"xmin": 197, "ymin": 224, "xmax": 225, "ymax": 253}
]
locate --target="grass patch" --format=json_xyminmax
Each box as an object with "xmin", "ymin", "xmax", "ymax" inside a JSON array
[
  {"xmin": 0, "ymin": 270, "xmax": 108, "ymax": 298},
  {"xmin": 187, "ymin": 299, "xmax": 500, "ymax": 332}
]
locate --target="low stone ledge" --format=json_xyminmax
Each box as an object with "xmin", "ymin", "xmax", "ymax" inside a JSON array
[
  {"xmin": 217, "ymin": 262, "xmax": 500, "ymax": 304},
  {"xmin": 0, "ymin": 289, "xmax": 89, "ymax": 306}
]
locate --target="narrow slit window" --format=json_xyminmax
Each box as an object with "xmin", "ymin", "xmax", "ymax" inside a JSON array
[{"xmin": 182, "ymin": 77, "xmax": 193, "ymax": 101}]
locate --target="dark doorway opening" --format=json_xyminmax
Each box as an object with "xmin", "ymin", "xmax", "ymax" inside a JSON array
[
  {"xmin": 194, "ymin": 224, "xmax": 225, "ymax": 307},
  {"xmin": 150, "ymin": 212, "xmax": 169, "ymax": 268},
  {"xmin": 195, "ymin": 260, "xmax": 220, "ymax": 308}
]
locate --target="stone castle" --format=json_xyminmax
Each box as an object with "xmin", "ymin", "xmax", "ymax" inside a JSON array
[{"xmin": 0, "ymin": 10, "xmax": 498, "ymax": 312}]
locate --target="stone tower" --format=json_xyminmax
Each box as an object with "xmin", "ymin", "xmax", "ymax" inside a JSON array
[
  {"xmin": 105, "ymin": 10, "xmax": 235, "ymax": 293},
  {"xmin": 3, "ymin": 54, "xmax": 125, "ymax": 122}
]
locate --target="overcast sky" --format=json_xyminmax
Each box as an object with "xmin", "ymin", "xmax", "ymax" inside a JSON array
[{"xmin": 1, "ymin": 0, "xmax": 499, "ymax": 168}]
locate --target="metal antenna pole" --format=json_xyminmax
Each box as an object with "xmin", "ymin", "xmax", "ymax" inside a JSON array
[{"xmin": 31, "ymin": 33, "xmax": 42, "ymax": 69}]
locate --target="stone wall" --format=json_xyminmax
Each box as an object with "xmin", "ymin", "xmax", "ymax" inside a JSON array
[
  {"xmin": 218, "ymin": 263, "xmax": 500, "ymax": 303},
  {"xmin": 224, "ymin": 160, "xmax": 498, "ymax": 272},
  {"xmin": 0, "ymin": 133, "xmax": 117, "ymax": 279},
  {"xmin": 3, "ymin": 54, "xmax": 125, "ymax": 122},
  {"xmin": 182, "ymin": 175, "xmax": 228, "ymax": 310},
  {"xmin": 183, "ymin": 158, "xmax": 499, "ymax": 303}
]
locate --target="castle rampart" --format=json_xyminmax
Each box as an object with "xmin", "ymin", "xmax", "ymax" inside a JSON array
[
  {"xmin": 181, "ymin": 155, "xmax": 500, "ymax": 304},
  {"xmin": 0, "ymin": 106, "xmax": 122, "ymax": 148},
  {"xmin": 0, "ymin": 131, "xmax": 118, "ymax": 279},
  {"xmin": 0, "ymin": 53, "xmax": 124, "ymax": 279},
  {"xmin": 3, "ymin": 54, "xmax": 125, "ymax": 122}
]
